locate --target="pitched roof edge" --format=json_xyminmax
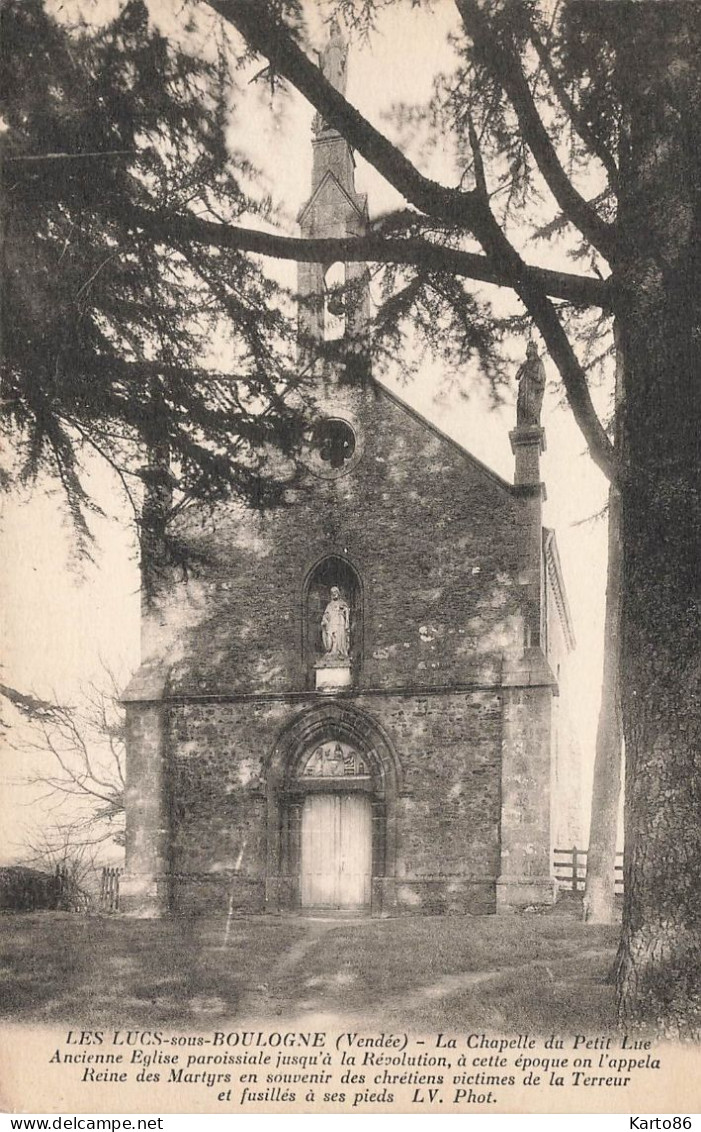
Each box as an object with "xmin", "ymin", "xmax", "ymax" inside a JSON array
[
  {"xmin": 372, "ymin": 378, "xmax": 517, "ymax": 496},
  {"xmin": 297, "ymin": 169, "xmax": 367, "ymax": 227},
  {"xmin": 543, "ymin": 528, "xmax": 577, "ymax": 651},
  {"xmin": 121, "ymin": 658, "xmax": 170, "ymax": 703}
]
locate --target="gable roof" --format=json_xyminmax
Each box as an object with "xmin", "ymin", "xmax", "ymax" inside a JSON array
[
  {"xmin": 297, "ymin": 169, "xmax": 368, "ymax": 228},
  {"xmin": 378, "ymin": 379, "xmax": 575, "ymax": 648},
  {"xmin": 373, "ymin": 377, "xmax": 517, "ymax": 496}
]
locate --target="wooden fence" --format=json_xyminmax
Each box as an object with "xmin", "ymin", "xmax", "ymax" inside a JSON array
[
  {"xmin": 553, "ymin": 846, "xmax": 624, "ymax": 894},
  {"xmin": 99, "ymin": 855, "xmax": 621, "ymax": 910},
  {"xmin": 101, "ymin": 866, "xmax": 121, "ymax": 912}
]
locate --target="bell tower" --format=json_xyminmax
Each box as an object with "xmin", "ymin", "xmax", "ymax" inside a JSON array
[{"xmin": 297, "ymin": 19, "xmax": 370, "ymax": 355}]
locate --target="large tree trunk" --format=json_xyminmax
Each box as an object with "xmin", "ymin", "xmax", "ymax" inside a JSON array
[
  {"xmin": 615, "ymin": 5, "xmax": 701, "ymax": 1037},
  {"xmin": 583, "ymin": 481, "xmax": 622, "ymax": 924},
  {"xmin": 138, "ymin": 378, "xmax": 173, "ymax": 606},
  {"xmin": 139, "ymin": 438, "xmax": 172, "ymax": 602}
]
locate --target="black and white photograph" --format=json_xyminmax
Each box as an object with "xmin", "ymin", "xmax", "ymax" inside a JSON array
[{"xmin": 1, "ymin": 0, "xmax": 699, "ymax": 1117}]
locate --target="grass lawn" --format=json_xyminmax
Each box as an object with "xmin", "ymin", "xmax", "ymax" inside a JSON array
[{"xmin": 0, "ymin": 903, "xmax": 620, "ymax": 1034}]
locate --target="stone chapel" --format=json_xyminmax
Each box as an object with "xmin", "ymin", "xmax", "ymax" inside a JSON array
[{"xmin": 121, "ymin": 23, "xmax": 582, "ymax": 919}]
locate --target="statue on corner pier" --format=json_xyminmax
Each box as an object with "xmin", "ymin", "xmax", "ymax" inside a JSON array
[
  {"xmin": 321, "ymin": 586, "xmax": 350, "ymax": 659},
  {"xmin": 515, "ymin": 341, "xmax": 546, "ymax": 427}
]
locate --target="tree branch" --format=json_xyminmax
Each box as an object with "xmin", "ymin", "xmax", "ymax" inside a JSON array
[
  {"xmin": 456, "ymin": 0, "xmax": 615, "ymax": 260},
  {"xmin": 526, "ymin": 11, "xmax": 619, "ymax": 189},
  {"xmin": 201, "ymin": 1, "xmax": 616, "ymax": 479},
  {"xmin": 205, "ymin": 0, "xmax": 483, "ymax": 225},
  {"xmin": 467, "ymin": 113, "xmax": 489, "ymax": 198},
  {"xmin": 124, "ymin": 202, "xmax": 611, "ymax": 309},
  {"xmin": 461, "ymin": 104, "xmax": 615, "ymax": 476},
  {"xmin": 469, "ymin": 199, "xmax": 617, "ymax": 481},
  {"xmin": 65, "ymin": 417, "xmax": 141, "ymax": 521}
]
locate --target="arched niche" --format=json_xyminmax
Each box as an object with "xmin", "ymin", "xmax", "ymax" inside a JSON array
[{"xmin": 303, "ymin": 555, "xmax": 362, "ymax": 688}]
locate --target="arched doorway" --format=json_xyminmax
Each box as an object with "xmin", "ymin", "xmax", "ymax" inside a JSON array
[
  {"xmin": 264, "ymin": 703, "xmax": 402, "ymax": 915},
  {"xmin": 298, "ymin": 739, "xmax": 373, "ymax": 909}
]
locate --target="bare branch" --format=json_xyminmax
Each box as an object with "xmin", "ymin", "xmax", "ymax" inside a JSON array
[
  {"xmin": 526, "ymin": 14, "xmax": 618, "ymax": 188},
  {"xmin": 467, "ymin": 113, "xmax": 489, "ymax": 199},
  {"xmin": 10, "ymin": 674, "xmax": 126, "ymax": 848},
  {"xmin": 124, "ymin": 202, "xmax": 611, "ymax": 310},
  {"xmin": 206, "ymin": 0, "xmax": 484, "ymax": 225},
  {"xmin": 464, "ymin": 197, "xmax": 617, "ymax": 481}
]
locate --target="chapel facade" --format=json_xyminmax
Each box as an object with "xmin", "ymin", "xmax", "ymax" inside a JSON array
[{"xmin": 120, "ymin": 24, "xmax": 581, "ymax": 919}]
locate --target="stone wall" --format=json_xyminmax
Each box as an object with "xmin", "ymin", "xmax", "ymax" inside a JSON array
[
  {"xmin": 165, "ymin": 690, "xmax": 502, "ymax": 916},
  {"xmin": 120, "ymin": 67, "xmax": 580, "ymax": 917},
  {"xmin": 144, "ymin": 381, "xmax": 525, "ymax": 698},
  {"xmin": 121, "ymin": 701, "xmax": 169, "ymax": 916},
  {"xmin": 497, "ymin": 683, "xmax": 556, "ymax": 908},
  {"xmin": 123, "ymin": 373, "xmax": 569, "ymax": 917},
  {"xmin": 544, "ymin": 540, "xmax": 584, "ymax": 849}
]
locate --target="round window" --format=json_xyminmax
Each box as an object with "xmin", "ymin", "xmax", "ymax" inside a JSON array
[
  {"xmin": 305, "ymin": 417, "xmax": 360, "ymax": 479},
  {"xmin": 315, "ymin": 419, "xmax": 356, "ymax": 469}
]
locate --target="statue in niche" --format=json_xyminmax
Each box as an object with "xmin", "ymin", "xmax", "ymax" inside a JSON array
[
  {"xmin": 515, "ymin": 341, "xmax": 546, "ymax": 427},
  {"xmin": 313, "ymin": 18, "xmax": 348, "ymax": 133},
  {"xmin": 321, "ymin": 586, "xmax": 350, "ymax": 659}
]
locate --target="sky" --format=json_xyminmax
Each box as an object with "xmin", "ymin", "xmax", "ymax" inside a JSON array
[{"xmin": 0, "ymin": 0, "xmax": 612, "ymax": 859}]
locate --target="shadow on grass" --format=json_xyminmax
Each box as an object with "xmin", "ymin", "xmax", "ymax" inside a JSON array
[{"xmin": 0, "ymin": 909, "xmax": 619, "ymax": 1033}]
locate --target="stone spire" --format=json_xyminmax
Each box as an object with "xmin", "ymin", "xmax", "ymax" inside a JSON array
[{"xmin": 297, "ymin": 19, "xmax": 370, "ymax": 353}]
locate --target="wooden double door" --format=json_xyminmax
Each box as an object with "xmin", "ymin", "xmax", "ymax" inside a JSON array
[{"xmin": 300, "ymin": 793, "xmax": 372, "ymax": 909}]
